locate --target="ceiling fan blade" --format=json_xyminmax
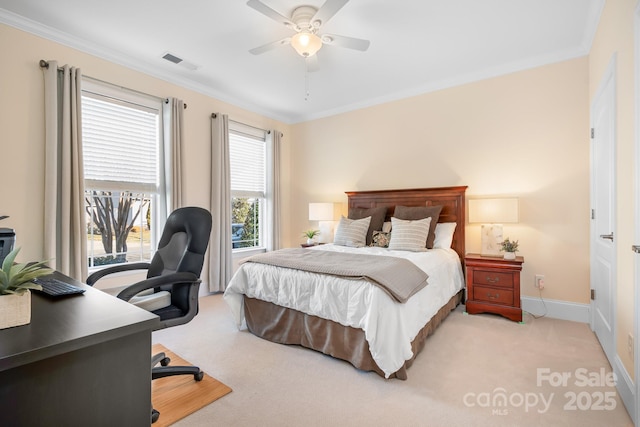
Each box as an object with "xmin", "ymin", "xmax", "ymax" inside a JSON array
[
  {"xmin": 246, "ymin": 0, "xmax": 296, "ymax": 29},
  {"xmin": 311, "ymin": 0, "xmax": 349, "ymax": 27},
  {"xmin": 305, "ymin": 55, "xmax": 320, "ymax": 72},
  {"xmin": 249, "ymin": 38, "xmax": 291, "ymax": 55},
  {"xmin": 320, "ymin": 33, "xmax": 370, "ymax": 51}
]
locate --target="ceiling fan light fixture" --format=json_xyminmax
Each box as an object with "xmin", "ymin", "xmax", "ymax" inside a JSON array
[{"xmin": 291, "ymin": 32, "xmax": 323, "ymax": 57}]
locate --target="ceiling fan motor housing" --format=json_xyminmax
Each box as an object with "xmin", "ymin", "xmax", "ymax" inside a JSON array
[{"xmin": 291, "ymin": 6, "xmax": 318, "ymax": 32}]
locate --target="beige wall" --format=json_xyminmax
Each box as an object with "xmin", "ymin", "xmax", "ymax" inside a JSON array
[
  {"xmin": 0, "ymin": 23, "xmax": 293, "ymax": 264},
  {"xmin": 588, "ymin": 0, "xmax": 636, "ymax": 378},
  {"xmin": 290, "ymin": 57, "xmax": 590, "ymax": 306}
]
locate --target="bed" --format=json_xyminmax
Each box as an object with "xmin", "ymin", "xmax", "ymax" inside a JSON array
[{"xmin": 224, "ymin": 186, "xmax": 467, "ymax": 379}]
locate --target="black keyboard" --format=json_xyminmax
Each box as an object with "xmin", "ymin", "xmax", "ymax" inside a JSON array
[{"xmin": 33, "ymin": 277, "xmax": 86, "ymax": 297}]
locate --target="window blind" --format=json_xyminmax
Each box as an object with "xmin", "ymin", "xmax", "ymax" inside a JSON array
[
  {"xmin": 81, "ymin": 94, "xmax": 159, "ymax": 192},
  {"xmin": 229, "ymin": 131, "xmax": 265, "ymax": 198}
]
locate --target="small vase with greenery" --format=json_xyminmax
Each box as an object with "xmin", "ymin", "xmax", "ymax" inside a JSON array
[
  {"xmin": 499, "ymin": 238, "xmax": 519, "ymax": 260},
  {"xmin": 302, "ymin": 229, "xmax": 320, "ymax": 245},
  {"xmin": 0, "ymin": 248, "xmax": 52, "ymax": 295}
]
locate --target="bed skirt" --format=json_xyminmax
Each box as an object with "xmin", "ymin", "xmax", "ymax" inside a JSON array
[{"xmin": 243, "ymin": 290, "xmax": 463, "ymax": 380}]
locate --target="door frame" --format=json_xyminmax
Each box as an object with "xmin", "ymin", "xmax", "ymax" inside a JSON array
[{"xmin": 590, "ymin": 54, "xmax": 617, "ymax": 362}]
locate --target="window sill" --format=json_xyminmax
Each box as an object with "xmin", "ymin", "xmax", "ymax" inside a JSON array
[{"xmin": 232, "ymin": 247, "xmax": 266, "ymax": 259}]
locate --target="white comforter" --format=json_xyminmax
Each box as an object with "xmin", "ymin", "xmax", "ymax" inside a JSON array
[{"xmin": 223, "ymin": 244, "xmax": 464, "ymax": 377}]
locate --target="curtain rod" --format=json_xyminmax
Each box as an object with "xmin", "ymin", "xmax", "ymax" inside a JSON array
[
  {"xmin": 211, "ymin": 114, "xmax": 284, "ymax": 138},
  {"xmin": 40, "ymin": 59, "xmax": 187, "ymax": 109},
  {"xmin": 221, "ymin": 115, "xmax": 284, "ymax": 136}
]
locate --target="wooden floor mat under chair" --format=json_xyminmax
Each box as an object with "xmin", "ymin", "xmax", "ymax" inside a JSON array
[{"xmin": 151, "ymin": 344, "xmax": 232, "ymax": 426}]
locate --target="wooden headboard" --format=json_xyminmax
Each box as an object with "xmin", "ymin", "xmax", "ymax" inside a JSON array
[{"xmin": 345, "ymin": 186, "xmax": 468, "ymax": 261}]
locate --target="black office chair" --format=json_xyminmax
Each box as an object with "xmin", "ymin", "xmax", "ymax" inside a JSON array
[{"xmin": 87, "ymin": 206, "xmax": 212, "ymax": 424}]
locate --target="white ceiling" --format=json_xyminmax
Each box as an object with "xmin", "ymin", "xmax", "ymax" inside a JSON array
[{"xmin": 0, "ymin": 0, "xmax": 603, "ymax": 124}]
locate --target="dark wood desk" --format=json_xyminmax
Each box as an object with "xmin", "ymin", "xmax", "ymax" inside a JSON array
[{"xmin": 0, "ymin": 272, "xmax": 159, "ymax": 426}]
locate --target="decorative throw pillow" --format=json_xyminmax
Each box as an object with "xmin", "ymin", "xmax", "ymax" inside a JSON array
[
  {"xmin": 433, "ymin": 222, "xmax": 457, "ymax": 249},
  {"xmin": 388, "ymin": 217, "xmax": 432, "ymax": 252},
  {"xmin": 393, "ymin": 205, "xmax": 443, "ymax": 249},
  {"xmin": 333, "ymin": 216, "xmax": 371, "ymax": 248},
  {"xmin": 370, "ymin": 230, "xmax": 391, "ymax": 248},
  {"xmin": 349, "ymin": 207, "xmax": 387, "ymax": 246}
]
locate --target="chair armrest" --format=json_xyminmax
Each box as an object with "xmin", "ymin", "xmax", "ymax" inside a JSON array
[
  {"xmin": 116, "ymin": 272, "xmax": 200, "ymax": 302},
  {"xmin": 86, "ymin": 262, "xmax": 152, "ymax": 286}
]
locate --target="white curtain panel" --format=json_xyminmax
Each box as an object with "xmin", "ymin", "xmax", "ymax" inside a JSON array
[
  {"xmin": 162, "ymin": 98, "xmax": 184, "ymax": 212},
  {"xmin": 208, "ymin": 113, "xmax": 233, "ymax": 292},
  {"xmin": 267, "ymin": 130, "xmax": 282, "ymax": 251},
  {"xmin": 42, "ymin": 61, "xmax": 87, "ymax": 280}
]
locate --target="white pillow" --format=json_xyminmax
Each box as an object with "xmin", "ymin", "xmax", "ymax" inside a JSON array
[
  {"xmin": 433, "ymin": 222, "xmax": 457, "ymax": 249},
  {"xmin": 333, "ymin": 215, "xmax": 371, "ymax": 248},
  {"xmin": 382, "ymin": 221, "xmax": 392, "ymax": 233},
  {"xmin": 388, "ymin": 217, "xmax": 432, "ymax": 251}
]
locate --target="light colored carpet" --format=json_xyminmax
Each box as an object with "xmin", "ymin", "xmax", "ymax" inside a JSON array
[
  {"xmin": 152, "ymin": 294, "xmax": 633, "ymax": 426},
  {"xmin": 151, "ymin": 344, "xmax": 232, "ymax": 426}
]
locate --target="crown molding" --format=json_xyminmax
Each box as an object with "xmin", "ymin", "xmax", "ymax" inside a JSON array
[{"xmin": 0, "ymin": 8, "xmax": 291, "ymax": 124}]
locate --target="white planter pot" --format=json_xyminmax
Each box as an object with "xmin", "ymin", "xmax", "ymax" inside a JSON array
[
  {"xmin": 306, "ymin": 238, "xmax": 315, "ymax": 245},
  {"xmin": 503, "ymin": 252, "xmax": 516, "ymax": 260},
  {"xmin": 0, "ymin": 290, "xmax": 31, "ymax": 329}
]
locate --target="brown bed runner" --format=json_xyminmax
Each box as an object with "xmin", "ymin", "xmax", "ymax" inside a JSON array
[{"xmin": 243, "ymin": 248, "xmax": 428, "ymax": 303}]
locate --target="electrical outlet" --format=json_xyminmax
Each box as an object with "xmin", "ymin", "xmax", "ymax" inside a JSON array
[
  {"xmin": 535, "ymin": 274, "xmax": 545, "ymax": 290},
  {"xmin": 628, "ymin": 333, "xmax": 634, "ymax": 357}
]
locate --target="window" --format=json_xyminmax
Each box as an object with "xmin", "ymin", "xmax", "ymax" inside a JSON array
[
  {"xmin": 81, "ymin": 80, "xmax": 166, "ymax": 268},
  {"xmin": 229, "ymin": 122, "xmax": 268, "ymax": 251}
]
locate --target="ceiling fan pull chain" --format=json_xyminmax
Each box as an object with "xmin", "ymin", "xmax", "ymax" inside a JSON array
[{"xmin": 304, "ymin": 61, "xmax": 310, "ymax": 101}]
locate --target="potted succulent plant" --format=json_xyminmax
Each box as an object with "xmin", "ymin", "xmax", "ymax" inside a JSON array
[
  {"xmin": 499, "ymin": 238, "xmax": 519, "ymax": 260},
  {"xmin": 0, "ymin": 248, "xmax": 52, "ymax": 329},
  {"xmin": 302, "ymin": 229, "xmax": 320, "ymax": 245}
]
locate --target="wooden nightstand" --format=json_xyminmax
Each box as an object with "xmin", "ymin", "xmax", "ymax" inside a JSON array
[{"xmin": 464, "ymin": 253, "xmax": 524, "ymax": 322}]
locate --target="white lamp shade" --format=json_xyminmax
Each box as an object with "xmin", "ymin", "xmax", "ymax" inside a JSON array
[
  {"xmin": 291, "ymin": 32, "xmax": 323, "ymax": 57},
  {"xmin": 468, "ymin": 198, "xmax": 519, "ymax": 224},
  {"xmin": 309, "ymin": 203, "xmax": 335, "ymax": 221}
]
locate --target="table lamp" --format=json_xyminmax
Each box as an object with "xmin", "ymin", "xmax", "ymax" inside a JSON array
[
  {"xmin": 468, "ymin": 198, "xmax": 519, "ymax": 256},
  {"xmin": 308, "ymin": 202, "xmax": 336, "ymax": 243}
]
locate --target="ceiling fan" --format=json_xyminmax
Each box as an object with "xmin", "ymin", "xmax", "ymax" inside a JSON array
[{"xmin": 246, "ymin": 0, "xmax": 370, "ymax": 66}]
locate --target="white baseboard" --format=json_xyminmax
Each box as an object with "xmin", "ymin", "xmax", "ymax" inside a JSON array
[
  {"xmin": 613, "ymin": 355, "xmax": 637, "ymax": 425},
  {"xmin": 521, "ymin": 296, "xmax": 590, "ymax": 323}
]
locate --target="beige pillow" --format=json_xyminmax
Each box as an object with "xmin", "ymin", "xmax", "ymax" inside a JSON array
[
  {"xmin": 333, "ymin": 216, "xmax": 371, "ymax": 248},
  {"xmin": 388, "ymin": 217, "xmax": 432, "ymax": 251},
  {"xmin": 393, "ymin": 205, "xmax": 443, "ymax": 248}
]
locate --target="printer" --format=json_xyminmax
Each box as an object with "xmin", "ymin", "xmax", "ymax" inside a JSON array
[{"xmin": 0, "ymin": 227, "xmax": 15, "ymax": 265}]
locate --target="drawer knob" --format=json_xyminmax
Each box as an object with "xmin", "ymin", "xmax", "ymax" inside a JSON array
[
  {"xmin": 486, "ymin": 276, "xmax": 500, "ymax": 283},
  {"xmin": 487, "ymin": 293, "xmax": 499, "ymax": 299}
]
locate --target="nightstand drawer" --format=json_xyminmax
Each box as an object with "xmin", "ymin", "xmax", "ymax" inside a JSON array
[
  {"xmin": 472, "ymin": 270, "xmax": 514, "ymax": 289},
  {"xmin": 472, "ymin": 285, "xmax": 514, "ymax": 305}
]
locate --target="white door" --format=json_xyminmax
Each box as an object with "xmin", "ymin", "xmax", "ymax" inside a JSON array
[{"xmin": 590, "ymin": 57, "xmax": 617, "ymax": 364}]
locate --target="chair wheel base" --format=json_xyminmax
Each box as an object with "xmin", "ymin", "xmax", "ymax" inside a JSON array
[{"xmin": 152, "ymin": 409, "xmax": 160, "ymax": 423}]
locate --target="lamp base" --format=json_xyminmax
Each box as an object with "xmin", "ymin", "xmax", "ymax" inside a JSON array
[{"xmin": 480, "ymin": 224, "xmax": 503, "ymax": 257}]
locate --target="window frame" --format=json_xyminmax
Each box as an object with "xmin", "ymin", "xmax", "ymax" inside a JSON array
[
  {"xmin": 229, "ymin": 121, "xmax": 271, "ymax": 254},
  {"xmin": 81, "ymin": 78, "xmax": 167, "ymax": 271}
]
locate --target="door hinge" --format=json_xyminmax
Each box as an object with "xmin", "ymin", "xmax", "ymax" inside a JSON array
[
  {"xmin": 591, "ymin": 289, "xmax": 595, "ymax": 300},
  {"xmin": 591, "ymin": 128, "xmax": 595, "ymax": 139},
  {"xmin": 591, "ymin": 209, "xmax": 595, "ymax": 219}
]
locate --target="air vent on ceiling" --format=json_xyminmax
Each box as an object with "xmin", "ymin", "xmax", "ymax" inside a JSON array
[{"xmin": 161, "ymin": 52, "xmax": 199, "ymax": 71}]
